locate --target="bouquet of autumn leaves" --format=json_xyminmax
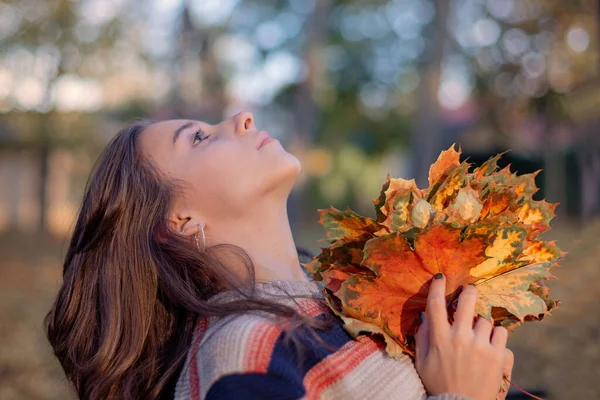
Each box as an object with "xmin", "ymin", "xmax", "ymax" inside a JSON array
[{"xmin": 302, "ymin": 145, "xmax": 562, "ymax": 358}]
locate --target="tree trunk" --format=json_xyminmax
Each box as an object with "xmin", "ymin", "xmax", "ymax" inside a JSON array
[
  {"xmin": 410, "ymin": 0, "xmax": 450, "ymax": 187},
  {"xmin": 294, "ymin": 0, "xmax": 330, "ymax": 146}
]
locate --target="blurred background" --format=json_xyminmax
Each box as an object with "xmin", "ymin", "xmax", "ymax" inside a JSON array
[{"xmin": 1, "ymin": 0, "xmax": 599, "ymax": 398}]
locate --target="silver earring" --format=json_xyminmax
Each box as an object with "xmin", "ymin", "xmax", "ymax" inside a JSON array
[{"xmin": 194, "ymin": 224, "xmax": 206, "ymax": 252}]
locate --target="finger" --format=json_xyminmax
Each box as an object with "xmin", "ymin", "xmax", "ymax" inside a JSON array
[
  {"xmin": 426, "ymin": 273, "xmax": 450, "ymax": 342},
  {"xmin": 414, "ymin": 312, "xmax": 430, "ymax": 370},
  {"xmin": 473, "ymin": 315, "xmax": 493, "ymax": 343},
  {"xmin": 491, "ymin": 326, "xmax": 509, "ymax": 348},
  {"xmin": 503, "ymin": 348, "xmax": 514, "ymax": 378},
  {"xmin": 453, "ymin": 284, "xmax": 479, "ymax": 333},
  {"xmin": 499, "ymin": 349, "xmax": 515, "ymax": 400}
]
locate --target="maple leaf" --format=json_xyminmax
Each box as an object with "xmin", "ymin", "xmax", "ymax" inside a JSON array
[
  {"xmin": 306, "ymin": 145, "xmax": 562, "ymax": 357},
  {"xmin": 470, "ymin": 225, "xmax": 529, "ymax": 280},
  {"xmin": 331, "ymin": 225, "xmax": 487, "ymax": 356},
  {"xmin": 474, "ymin": 262, "xmax": 555, "ymax": 320},
  {"xmin": 317, "ymin": 206, "xmax": 386, "ymax": 247},
  {"xmin": 479, "ymin": 185, "xmax": 518, "ymax": 219},
  {"xmin": 445, "ymin": 186, "xmax": 483, "ymax": 225},
  {"xmin": 301, "ymin": 239, "xmax": 374, "ymax": 281},
  {"xmin": 472, "ymin": 151, "xmax": 506, "ymax": 180},
  {"xmin": 374, "ymin": 175, "xmax": 422, "ymax": 232},
  {"xmin": 428, "ymin": 162, "xmax": 470, "ymax": 210},
  {"xmin": 428, "ymin": 145, "xmax": 461, "ymax": 189},
  {"xmin": 301, "ymin": 247, "xmax": 334, "ymax": 280}
]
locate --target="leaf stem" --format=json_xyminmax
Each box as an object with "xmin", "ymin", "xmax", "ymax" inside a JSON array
[{"xmin": 503, "ymin": 376, "xmax": 545, "ymax": 400}]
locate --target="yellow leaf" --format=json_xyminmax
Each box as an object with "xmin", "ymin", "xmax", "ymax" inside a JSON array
[
  {"xmin": 471, "ymin": 226, "xmax": 528, "ymax": 279},
  {"xmin": 519, "ymin": 240, "xmax": 563, "ymax": 263},
  {"xmin": 428, "ymin": 163, "xmax": 469, "ymax": 210},
  {"xmin": 428, "ymin": 144, "xmax": 461, "ymax": 189},
  {"xmin": 475, "ymin": 262, "xmax": 554, "ymax": 320}
]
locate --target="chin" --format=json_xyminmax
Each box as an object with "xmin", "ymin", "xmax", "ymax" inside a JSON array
[
  {"xmin": 278, "ymin": 152, "xmax": 302, "ymax": 183},
  {"xmin": 261, "ymin": 154, "xmax": 301, "ymax": 196},
  {"xmin": 288, "ymin": 153, "xmax": 302, "ymax": 175}
]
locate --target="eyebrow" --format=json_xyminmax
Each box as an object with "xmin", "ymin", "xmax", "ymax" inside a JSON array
[{"xmin": 172, "ymin": 121, "xmax": 194, "ymax": 145}]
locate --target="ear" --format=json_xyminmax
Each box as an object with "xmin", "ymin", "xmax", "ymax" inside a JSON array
[{"xmin": 170, "ymin": 209, "xmax": 205, "ymax": 238}]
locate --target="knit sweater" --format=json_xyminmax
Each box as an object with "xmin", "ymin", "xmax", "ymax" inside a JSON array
[{"xmin": 174, "ymin": 279, "xmax": 473, "ymax": 400}]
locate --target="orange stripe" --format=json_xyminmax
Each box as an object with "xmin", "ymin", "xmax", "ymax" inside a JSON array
[
  {"xmin": 295, "ymin": 299, "xmax": 330, "ymax": 317},
  {"xmin": 244, "ymin": 322, "xmax": 282, "ymax": 373},
  {"xmin": 303, "ymin": 336, "xmax": 380, "ymax": 399},
  {"xmin": 242, "ymin": 300, "xmax": 329, "ymax": 374}
]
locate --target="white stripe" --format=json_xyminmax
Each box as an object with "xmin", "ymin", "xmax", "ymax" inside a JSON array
[{"xmin": 318, "ymin": 350, "xmax": 427, "ymax": 400}]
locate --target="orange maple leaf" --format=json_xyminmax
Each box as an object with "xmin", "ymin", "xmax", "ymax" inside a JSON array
[{"xmin": 331, "ymin": 224, "xmax": 487, "ymax": 356}]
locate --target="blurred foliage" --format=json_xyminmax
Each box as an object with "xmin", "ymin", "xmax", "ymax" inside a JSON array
[{"xmin": 0, "ymin": 0, "xmax": 598, "ymax": 228}]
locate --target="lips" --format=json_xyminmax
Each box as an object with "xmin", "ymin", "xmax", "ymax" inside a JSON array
[{"xmin": 256, "ymin": 131, "xmax": 272, "ymax": 149}]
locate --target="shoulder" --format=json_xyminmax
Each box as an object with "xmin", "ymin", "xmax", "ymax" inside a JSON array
[{"xmin": 174, "ymin": 312, "xmax": 287, "ymax": 400}]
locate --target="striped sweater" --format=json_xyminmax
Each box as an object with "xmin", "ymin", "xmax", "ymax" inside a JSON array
[{"xmin": 174, "ymin": 279, "xmax": 472, "ymax": 400}]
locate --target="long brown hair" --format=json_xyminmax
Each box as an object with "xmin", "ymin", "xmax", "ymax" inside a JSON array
[{"xmin": 44, "ymin": 121, "xmax": 327, "ymax": 399}]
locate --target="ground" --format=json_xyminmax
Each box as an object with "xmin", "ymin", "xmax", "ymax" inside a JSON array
[{"xmin": 0, "ymin": 217, "xmax": 598, "ymax": 399}]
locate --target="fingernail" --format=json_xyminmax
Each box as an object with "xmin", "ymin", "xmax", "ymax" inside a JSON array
[
  {"xmin": 419, "ymin": 311, "xmax": 425, "ymax": 324},
  {"xmin": 468, "ymin": 283, "xmax": 476, "ymax": 287},
  {"xmin": 434, "ymin": 273, "xmax": 443, "ymax": 279}
]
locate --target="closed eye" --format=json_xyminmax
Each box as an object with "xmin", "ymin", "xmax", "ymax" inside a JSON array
[{"xmin": 192, "ymin": 128, "xmax": 210, "ymax": 146}]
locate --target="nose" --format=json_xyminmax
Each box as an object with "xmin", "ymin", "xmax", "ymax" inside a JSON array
[{"xmin": 232, "ymin": 111, "xmax": 255, "ymax": 136}]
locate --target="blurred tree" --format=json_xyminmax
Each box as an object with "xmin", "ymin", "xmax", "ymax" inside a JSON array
[
  {"xmin": 0, "ymin": 0, "xmax": 136, "ymax": 231},
  {"xmin": 449, "ymin": 0, "xmax": 597, "ymax": 148},
  {"xmin": 447, "ymin": 0, "xmax": 598, "ymax": 208},
  {"xmin": 3, "ymin": 0, "xmax": 598, "ymax": 230},
  {"xmin": 167, "ymin": 0, "xmax": 227, "ymax": 120},
  {"xmin": 293, "ymin": 0, "xmax": 331, "ymax": 147},
  {"xmin": 411, "ymin": 0, "xmax": 449, "ymax": 187}
]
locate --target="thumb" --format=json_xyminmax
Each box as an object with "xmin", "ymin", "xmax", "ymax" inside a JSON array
[{"xmin": 414, "ymin": 311, "xmax": 430, "ymax": 371}]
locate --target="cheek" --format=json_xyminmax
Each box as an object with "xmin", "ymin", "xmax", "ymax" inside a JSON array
[
  {"xmin": 177, "ymin": 143, "xmax": 296, "ymax": 213},
  {"xmin": 184, "ymin": 148, "xmax": 255, "ymax": 200}
]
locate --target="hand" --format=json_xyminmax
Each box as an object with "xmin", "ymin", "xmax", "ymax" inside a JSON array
[{"xmin": 414, "ymin": 274, "xmax": 514, "ymax": 400}]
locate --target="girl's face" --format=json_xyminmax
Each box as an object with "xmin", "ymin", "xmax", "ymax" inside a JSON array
[{"xmin": 139, "ymin": 111, "xmax": 301, "ymax": 231}]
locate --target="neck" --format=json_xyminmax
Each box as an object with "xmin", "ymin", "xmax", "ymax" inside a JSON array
[{"xmin": 208, "ymin": 198, "xmax": 308, "ymax": 283}]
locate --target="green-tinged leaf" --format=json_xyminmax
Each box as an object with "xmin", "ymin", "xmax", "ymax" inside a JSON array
[
  {"xmin": 373, "ymin": 173, "xmax": 392, "ymax": 223},
  {"xmin": 300, "ymin": 247, "xmax": 335, "ymax": 280},
  {"xmin": 519, "ymin": 240, "xmax": 564, "ymax": 264},
  {"xmin": 474, "ymin": 262, "xmax": 554, "ymax": 320},
  {"xmin": 428, "ymin": 162, "xmax": 470, "ymax": 210},
  {"xmin": 318, "ymin": 206, "xmax": 383, "ymax": 244},
  {"xmin": 516, "ymin": 200, "xmax": 557, "ymax": 234},
  {"xmin": 471, "ymin": 226, "xmax": 529, "ymax": 279},
  {"xmin": 472, "ymin": 151, "xmax": 507, "ymax": 180},
  {"xmin": 479, "ymin": 185, "xmax": 518, "ymax": 219},
  {"xmin": 377, "ymin": 177, "xmax": 421, "ymax": 232}
]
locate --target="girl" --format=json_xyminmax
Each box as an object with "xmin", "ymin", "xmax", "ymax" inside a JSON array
[{"xmin": 45, "ymin": 112, "xmax": 513, "ymax": 399}]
